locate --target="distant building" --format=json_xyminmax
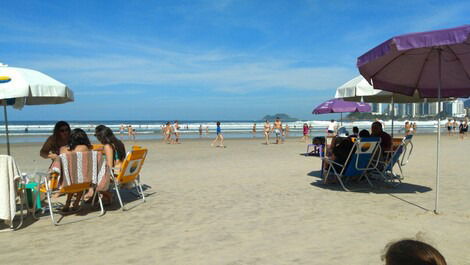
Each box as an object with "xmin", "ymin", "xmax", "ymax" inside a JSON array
[{"xmin": 370, "ymin": 100, "xmax": 465, "ymax": 118}]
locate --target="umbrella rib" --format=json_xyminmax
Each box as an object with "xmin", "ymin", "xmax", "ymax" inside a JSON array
[
  {"xmin": 413, "ymin": 48, "xmax": 434, "ymax": 94},
  {"xmin": 369, "ymin": 50, "xmax": 408, "ymax": 80},
  {"xmin": 446, "ymin": 45, "xmax": 470, "ymax": 81}
]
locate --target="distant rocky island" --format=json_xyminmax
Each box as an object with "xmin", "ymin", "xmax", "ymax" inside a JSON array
[{"xmin": 261, "ymin": 113, "xmax": 298, "ymax": 122}]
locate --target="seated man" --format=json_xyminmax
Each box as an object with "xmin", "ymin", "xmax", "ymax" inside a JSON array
[{"xmin": 371, "ymin": 121, "xmax": 392, "ymax": 160}]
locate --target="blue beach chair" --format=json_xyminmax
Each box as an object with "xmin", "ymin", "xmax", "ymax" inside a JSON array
[
  {"xmin": 322, "ymin": 137, "xmax": 381, "ymax": 191},
  {"xmin": 376, "ymin": 135, "xmax": 413, "ymax": 185}
]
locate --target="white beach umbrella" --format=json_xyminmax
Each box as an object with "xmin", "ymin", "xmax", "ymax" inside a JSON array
[
  {"xmin": 335, "ymin": 76, "xmax": 446, "ymax": 136},
  {"xmin": 0, "ymin": 63, "xmax": 74, "ymax": 155}
]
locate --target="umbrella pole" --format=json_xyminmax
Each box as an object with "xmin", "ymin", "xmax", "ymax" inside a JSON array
[
  {"xmin": 340, "ymin": 113, "xmax": 343, "ymax": 126},
  {"xmin": 2, "ymin": 101, "xmax": 10, "ymax": 155},
  {"xmin": 391, "ymin": 96, "xmax": 394, "ymax": 137},
  {"xmin": 435, "ymin": 49, "xmax": 442, "ymax": 214}
]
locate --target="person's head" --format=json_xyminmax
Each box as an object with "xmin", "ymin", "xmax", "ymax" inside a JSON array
[
  {"xmin": 276, "ymin": 117, "xmax": 280, "ymax": 121},
  {"xmin": 174, "ymin": 120, "xmax": 178, "ymax": 124},
  {"xmin": 405, "ymin": 121, "xmax": 409, "ymax": 125},
  {"xmin": 53, "ymin": 121, "xmax": 71, "ymax": 141},
  {"xmin": 352, "ymin": 126, "xmax": 359, "ymax": 134},
  {"xmin": 68, "ymin": 128, "xmax": 91, "ymax": 151},
  {"xmin": 331, "ymin": 119, "xmax": 334, "ymax": 123},
  {"xmin": 94, "ymin": 125, "xmax": 126, "ymax": 161},
  {"xmin": 304, "ymin": 123, "xmax": 308, "ymax": 127},
  {"xmin": 383, "ymin": 239, "xmax": 446, "ymax": 265},
  {"xmin": 371, "ymin": 121, "xmax": 383, "ymax": 135},
  {"xmin": 265, "ymin": 120, "xmax": 269, "ymax": 123},
  {"xmin": 359, "ymin": 129, "xmax": 370, "ymax": 138},
  {"xmin": 166, "ymin": 122, "xmax": 170, "ymax": 126},
  {"xmin": 217, "ymin": 121, "xmax": 220, "ymax": 126}
]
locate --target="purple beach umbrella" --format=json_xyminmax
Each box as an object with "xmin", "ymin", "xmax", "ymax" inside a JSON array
[
  {"xmin": 313, "ymin": 98, "xmax": 371, "ymax": 126},
  {"xmin": 312, "ymin": 98, "xmax": 371, "ymax": 114},
  {"xmin": 357, "ymin": 25, "xmax": 470, "ymax": 213}
]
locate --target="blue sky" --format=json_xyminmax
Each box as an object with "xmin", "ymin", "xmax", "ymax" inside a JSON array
[{"xmin": 1, "ymin": 0, "xmax": 470, "ymax": 121}]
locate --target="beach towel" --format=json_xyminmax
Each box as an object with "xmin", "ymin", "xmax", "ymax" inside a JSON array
[
  {"xmin": 0, "ymin": 155, "xmax": 21, "ymax": 225},
  {"xmin": 50, "ymin": 151, "xmax": 110, "ymax": 192}
]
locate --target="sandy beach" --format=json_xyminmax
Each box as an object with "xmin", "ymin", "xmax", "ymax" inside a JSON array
[{"xmin": 0, "ymin": 134, "xmax": 469, "ymax": 265}]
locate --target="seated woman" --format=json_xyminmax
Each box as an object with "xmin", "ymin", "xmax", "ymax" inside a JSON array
[
  {"xmin": 40, "ymin": 121, "xmax": 71, "ymax": 160},
  {"xmin": 323, "ymin": 135, "xmax": 354, "ymax": 181},
  {"xmin": 59, "ymin": 128, "xmax": 92, "ymax": 213},
  {"xmin": 84, "ymin": 125, "xmax": 126, "ymax": 204}
]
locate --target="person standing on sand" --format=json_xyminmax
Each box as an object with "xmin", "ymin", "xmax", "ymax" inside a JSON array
[
  {"xmin": 119, "ymin": 124, "xmax": 125, "ymax": 139},
  {"xmin": 205, "ymin": 125, "xmax": 209, "ymax": 136},
  {"xmin": 263, "ymin": 120, "xmax": 271, "ymax": 145},
  {"xmin": 173, "ymin": 120, "xmax": 181, "ymax": 143},
  {"xmin": 446, "ymin": 119, "xmax": 452, "ymax": 136},
  {"xmin": 272, "ymin": 117, "xmax": 283, "ymax": 144},
  {"xmin": 199, "ymin": 124, "xmax": 203, "ymax": 137},
  {"xmin": 404, "ymin": 121, "xmax": 411, "ymax": 135},
  {"xmin": 285, "ymin": 124, "xmax": 290, "ymax": 137},
  {"xmin": 327, "ymin": 119, "xmax": 337, "ymax": 136},
  {"xmin": 252, "ymin": 123, "xmax": 257, "ymax": 138},
  {"xmin": 301, "ymin": 123, "xmax": 309, "ymax": 143},
  {"xmin": 211, "ymin": 121, "xmax": 225, "ymax": 147}
]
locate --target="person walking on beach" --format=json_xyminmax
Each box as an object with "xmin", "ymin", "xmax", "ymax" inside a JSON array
[
  {"xmin": 164, "ymin": 122, "xmax": 173, "ymax": 144},
  {"xmin": 453, "ymin": 119, "xmax": 458, "ymax": 134},
  {"xmin": 119, "ymin": 124, "xmax": 125, "ymax": 139},
  {"xmin": 198, "ymin": 124, "xmax": 203, "ymax": 137},
  {"xmin": 205, "ymin": 125, "xmax": 209, "ymax": 136},
  {"xmin": 252, "ymin": 123, "xmax": 257, "ymax": 138},
  {"xmin": 273, "ymin": 117, "xmax": 283, "ymax": 144},
  {"xmin": 173, "ymin": 120, "xmax": 181, "ymax": 143},
  {"xmin": 211, "ymin": 121, "xmax": 225, "ymax": 147},
  {"xmin": 285, "ymin": 124, "xmax": 290, "ymax": 137},
  {"xmin": 263, "ymin": 120, "xmax": 271, "ymax": 144}
]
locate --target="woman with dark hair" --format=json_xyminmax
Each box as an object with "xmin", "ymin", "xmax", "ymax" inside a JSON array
[
  {"xmin": 40, "ymin": 121, "xmax": 71, "ymax": 159},
  {"xmin": 383, "ymin": 239, "xmax": 447, "ymax": 265},
  {"xmin": 60, "ymin": 128, "xmax": 92, "ymax": 212},
  {"xmin": 85, "ymin": 125, "xmax": 126, "ymax": 204}
]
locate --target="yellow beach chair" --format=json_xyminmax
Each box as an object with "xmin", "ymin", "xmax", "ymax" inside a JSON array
[
  {"xmin": 40, "ymin": 151, "xmax": 107, "ymax": 226},
  {"xmin": 112, "ymin": 147, "xmax": 148, "ymax": 211}
]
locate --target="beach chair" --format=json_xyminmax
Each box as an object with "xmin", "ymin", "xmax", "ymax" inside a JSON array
[
  {"xmin": 322, "ymin": 137, "xmax": 381, "ymax": 191},
  {"xmin": 0, "ymin": 155, "xmax": 27, "ymax": 232},
  {"xmin": 112, "ymin": 147, "xmax": 148, "ymax": 211},
  {"xmin": 40, "ymin": 151, "xmax": 109, "ymax": 226},
  {"xmin": 376, "ymin": 135, "xmax": 414, "ymax": 185}
]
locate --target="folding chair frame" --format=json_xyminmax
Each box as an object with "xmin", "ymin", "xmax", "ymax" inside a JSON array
[
  {"xmin": 38, "ymin": 174, "xmax": 105, "ymax": 226},
  {"xmin": 0, "ymin": 180, "xmax": 27, "ymax": 232},
  {"xmin": 112, "ymin": 147, "xmax": 147, "ymax": 211},
  {"xmin": 322, "ymin": 137, "xmax": 382, "ymax": 191},
  {"xmin": 375, "ymin": 135, "xmax": 414, "ymax": 186}
]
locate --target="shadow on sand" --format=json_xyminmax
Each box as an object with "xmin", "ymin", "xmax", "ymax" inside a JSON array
[{"xmin": 307, "ymin": 170, "xmax": 432, "ymax": 211}]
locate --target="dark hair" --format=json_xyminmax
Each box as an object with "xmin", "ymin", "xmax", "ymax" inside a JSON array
[
  {"xmin": 216, "ymin": 121, "xmax": 221, "ymax": 126},
  {"xmin": 352, "ymin": 126, "xmax": 359, "ymax": 134},
  {"xmin": 359, "ymin": 129, "xmax": 370, "ymax": 138},
  {"xmin": 383, "ymin": 239, "xmax": 446, "ymax": 265},
  {"xmin": 68, "ymin": 128, "xmax": 91, "ymax": 151},
  {"xmin": 331, "ymin": 119, "xmax": 334, "ymax": 122},
  {"xmin": 94, "ymin": 125, "xmax": 126, "ymax": 161},
  {"xmin": 53, "ymin": 121, "xmax": 71, "ymax": 140}
]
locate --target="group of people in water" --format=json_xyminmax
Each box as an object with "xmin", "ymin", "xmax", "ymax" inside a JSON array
[{"xmin": 40, "ymin": 121, "xmax": 126, "ymax": 212}]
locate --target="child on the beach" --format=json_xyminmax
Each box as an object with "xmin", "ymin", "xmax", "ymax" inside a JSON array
[{"xmin": 211, "ymin": 121, "xmax": 225, "ymax": 147}]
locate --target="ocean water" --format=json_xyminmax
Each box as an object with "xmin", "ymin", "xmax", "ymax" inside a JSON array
[{"xmin": 0, "ymin": 119, "xmax": 444, "ymax": 144}]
